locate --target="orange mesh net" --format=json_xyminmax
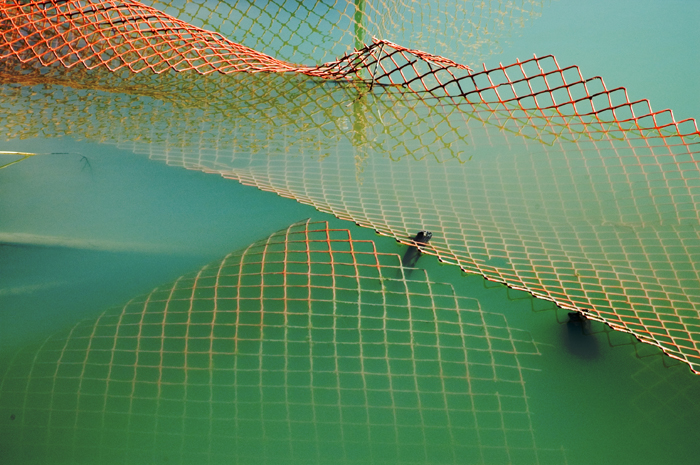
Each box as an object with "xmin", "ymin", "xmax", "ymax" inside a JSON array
[
  {"xmin": 0, "ymin": 220, "xmax": 566, "ymax": 463},
  {"xmin": 2, "ymin": 0, "xmax": 700, "ymax": 375},
  {"xmin": 136, "ymin": 0, "xmax": 548, "ymax": 66},
  {"xmin": 2, "ymin": 0, "xmax": 697, "ymax": 140},
  {"xmin": 0, "ymin": 0, "xmax": 327, "ymax": 75}
]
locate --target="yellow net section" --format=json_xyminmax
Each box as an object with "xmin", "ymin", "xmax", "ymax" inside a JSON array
[
  {"xmin": 139, "ymin": 0, "xmax": 548, "ymax": 66},
  {"xmin": 0, "ymin": 221, "xmax": 564, "ymax": 463}
]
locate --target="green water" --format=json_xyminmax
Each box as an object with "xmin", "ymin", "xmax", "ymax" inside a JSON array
[
  {"xmin": 2, "ymin": 142, "xmax": 699, "ymax": 464},
  {"xmin": 2, "ymin": 0, "xmax": 700, "ymax": 464},
  {"xmin": 0, "ymin": 140, "xmax": 324, "ymax": 352}
]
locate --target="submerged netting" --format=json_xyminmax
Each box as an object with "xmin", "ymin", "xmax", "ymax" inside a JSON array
[
  {"xmin": 1, "ymin": 0, "xmax": 700, "ymax": 375},
  {"xmin": 0, "ymin": 221, "xmax": 565, "ymax": 464}
]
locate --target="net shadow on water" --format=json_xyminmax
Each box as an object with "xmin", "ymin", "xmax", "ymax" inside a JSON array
[{"xmin": 0, "ymin": 220, "xmax": 567, "ymax": 464}]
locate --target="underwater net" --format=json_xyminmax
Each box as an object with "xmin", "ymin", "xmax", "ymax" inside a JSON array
[
  {"xmin": 1, "ymin": 0, "xmax": 700, "ymax": 375},
  {"xmin": 0, "ymin": 220, "xmax": 565, "ymax": 464}
]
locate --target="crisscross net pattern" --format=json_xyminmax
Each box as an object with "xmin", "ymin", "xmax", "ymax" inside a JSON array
[
  {"xmin": 321, "ymin": 39, "xmax": 698, "ymax": 140},
  {"xmin": 127, "ymin": 0, "xmax": 549, "ymax": 66},
  {"xmin": 2, "ymin": 61, "xmax": 700, "ymax": 375},
  {"xmin": 0, "ymin": 0, "xmax": 325, "ymax": 76},
  {"xmin": 0, "ymin": 221, "xmax": 563, "ymax": 464},
  {"xmin": 1, "ymin": 0, "xmax": 700, "ymax": 374},
  {"xmin": 0, "ymin": 0, "xmax": 541, "ymax": 78}
]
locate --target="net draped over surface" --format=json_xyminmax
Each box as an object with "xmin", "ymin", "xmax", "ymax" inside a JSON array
[
  {"xmin": 74, "ymin": 0, "xmax": 551, "ymax": 67},
  {"xmin": 1, "ymin": 0, "xmax": 700, "ymax": 375},
  {"xmin": 0, "ymin": 221, "xmax": 563, "ymax": 464},
  {"xmin": 0, "ymin": 0, "xmax": 326, "ymax": 76}
]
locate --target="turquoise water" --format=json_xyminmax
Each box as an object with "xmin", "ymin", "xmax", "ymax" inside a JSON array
[
  {"xmin": 0, "ymin": 141, "xmax": 321, "ymax": 350},
  {"xmin": 490, "ymin": 0, "xmax": 699, "ymax": 123},
  {"xmin": 1, "ymin": 0, "xmax": 700, "ymax": 463},
  {"xmin": 2, "ymin": 140, "xmax": 700, "ymax": 464}
]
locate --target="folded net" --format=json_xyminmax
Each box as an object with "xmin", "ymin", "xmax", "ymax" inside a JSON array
[{"xmin": 1, "ymin": 0, "xmax": 700, "ymax": 375}]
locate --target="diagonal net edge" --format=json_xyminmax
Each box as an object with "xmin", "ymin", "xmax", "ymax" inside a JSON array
[
  {"xmin": 0, "ymin": 220, "xmax": 566, "ymax": 464},
  {"xmin": 2, "ymin": 1, "xmax": 700, "ymax": 376},
  {"xmin": 5, "ymin": 69, "xmax": 691, "ymax": 173},
  {"xmin": 0, "ymin": 0, "xmax": 324, "ymax": 76},
  {"xmin": 319, "ymin": 38, "xmax": 699, "ymax": 143},
  {"xmin": 1, "ymin": 0, "xmax": 698, "ymax": 144},
  {"xmin": 225, "ymin": 174, "xmax": 700, "ymax": 376}
]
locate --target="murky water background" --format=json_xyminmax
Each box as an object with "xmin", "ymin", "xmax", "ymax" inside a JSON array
[{"xmin": 1, "ymin": 0, "xmax": 699, "ymax": 463}]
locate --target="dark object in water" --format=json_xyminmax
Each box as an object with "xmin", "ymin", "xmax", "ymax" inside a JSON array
[
  {"xmin": 402, "ymin": 230, "xmax": 432, "ymax": 267},
  {"xmin": 568, "ymin": 311, "xmax": 591, "ymax": 334},
  {"xmin": 564, "ymin": 311, "xmax": 598, "ymax": 358}
]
